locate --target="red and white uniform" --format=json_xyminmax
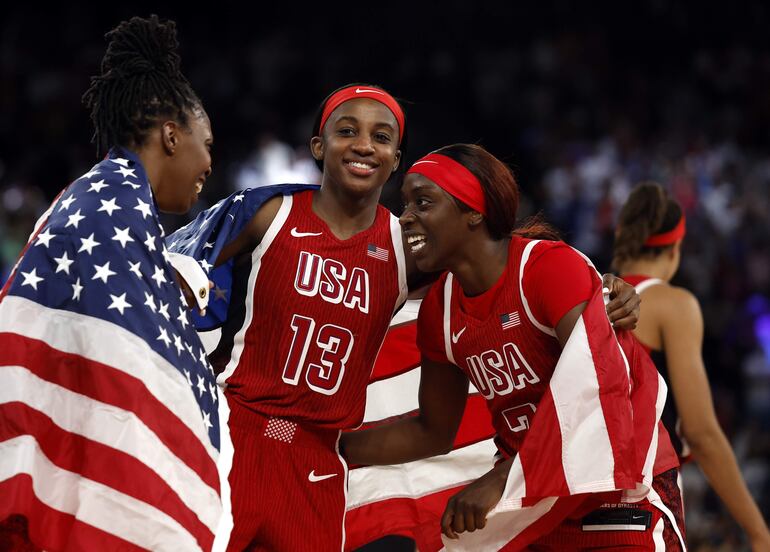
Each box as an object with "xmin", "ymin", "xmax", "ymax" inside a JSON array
[
  {"xmin": 418, "ymin": 237, "xmax": 684, "ymax": 551},
  {"xmin": 215, "ymin": 190, "xmax": 407, "ymax": 551}
]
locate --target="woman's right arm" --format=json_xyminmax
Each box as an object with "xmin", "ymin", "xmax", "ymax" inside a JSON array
[
  {"xmin": 214, "ymin": 195, "xmax": 284, "ymax": 267},
  {"xmin": 661, "ymin": 287, "xmax": 770, "ymax": 551},
  {"xmin": 341, "ymin": 355, "xmax": 469, "ymax": 466}
]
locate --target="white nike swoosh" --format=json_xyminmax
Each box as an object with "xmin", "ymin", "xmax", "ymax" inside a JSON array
[
  {"xmin": 308, "ymin": 470, "xmax": 338, "ymax": 483},
  {"xmin": 451, "ymin": 326, "xmax": 467, "ymax": 344},
  {"xmin": 355, "ymin": 88, "xmax": 385, "ymax": 95},
  {"xmin": 291, "ymin": 227, "xmax": 323, "ymax": 238}
]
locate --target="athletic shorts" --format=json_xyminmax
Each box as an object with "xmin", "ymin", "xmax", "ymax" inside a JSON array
[
  {"xmin": 523, "ymin": 469, "xmax": 686, "ymax": 551},
  {"xmin": 218, "ymin": 399, "xmax": 348, "ymax": 551}
]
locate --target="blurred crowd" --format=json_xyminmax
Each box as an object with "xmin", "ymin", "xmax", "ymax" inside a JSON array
[{"xmin": 1, "ymin": 3, "xmax": 768, "ymax": 549}]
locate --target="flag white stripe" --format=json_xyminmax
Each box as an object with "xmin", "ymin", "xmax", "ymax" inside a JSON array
[
  {"xmin": 364, "ymin": 367, "xmax": 421, "ymax": 422},
  {"xmin": 0, "ymin": 296, "xmax": 217, "ymax": 464},
  {"xmin": 551, "ymin": 317, "xmax": 616, "ymax": 492},
  {"xmin": 0, "ymin": 366, "xmax": 221, "ymax": 531},
  {"xmin": 211, "ymin": 389, "xmax": 234, "ymax": 552},
  {"xmin": 0, "ymin": 435, "xmax": 202, "ymax": 552},
  {"xmin": 347, "ymin": 439, "xmax": 497, "ymax": 509}
]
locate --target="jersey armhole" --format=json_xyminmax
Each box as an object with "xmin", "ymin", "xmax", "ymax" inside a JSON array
[
  {"xmin": 519, "ymin": 240, "xmax": 557, "ymax": 337},
  {"xmin": 254, "ymin": 194, "xmax": 292, "ymax": 259},
  {"xmin": 389, "ymin": 213, "xmax": 408, "ymax": 314}
]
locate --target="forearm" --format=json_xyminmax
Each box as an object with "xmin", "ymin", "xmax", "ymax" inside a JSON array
[
  {"xmin": 689, "ymin": 430, "xmax": 770, "ymax": 540},
  {"xmin": 342, "ymin": 415, "xmax": 454, "ymax": 466}
]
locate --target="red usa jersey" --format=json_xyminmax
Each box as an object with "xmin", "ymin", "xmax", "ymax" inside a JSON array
[
  {"xmin": 219, "ymin": 190, "xmax": 407, "ymax": 429},
  {"xmin": 418, "ymin": 238, "xmax": 586, "ymax": 458}
]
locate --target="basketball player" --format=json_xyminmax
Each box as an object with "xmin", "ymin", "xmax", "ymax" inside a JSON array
[
  {"xmin": 614, "ymin": 182, "xmax": 770, "ymax": 551},
  {"xmin": 341, "ymin": 144, "xmax": 686, "ymax": 550}
]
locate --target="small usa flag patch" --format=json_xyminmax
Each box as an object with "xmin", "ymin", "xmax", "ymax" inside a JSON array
[
  {"xmin": 500, "ymin": 311, "xmax": 521, "ymax": 330},
  {"xmin": 367, "ymin": 244, "xmax": 389, "ymax": 261}
]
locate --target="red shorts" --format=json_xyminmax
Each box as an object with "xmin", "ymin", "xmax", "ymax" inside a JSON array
[
  {"xmin": 218, "ymin": 397, "xmax": 348, "ymax": 551},
  {"xmin": 525, "ymin": 469, "xmax": 685, "ymax": 551}
]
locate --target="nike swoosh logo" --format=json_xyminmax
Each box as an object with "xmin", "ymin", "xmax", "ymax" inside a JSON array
[
  {"xmin": 355, "ymin": 88, "xmax": 385, "ymax": 95},
  {"xmin": 451, "ymin": 326, "xmax": 466, "ymax": 344},
  {"xmin": 291, "ymin": 227, "xmax": 323, "ymax": 238},
  {"xmin": 308, "ymin": 470, "xmax": 338, "ymax": 483}
]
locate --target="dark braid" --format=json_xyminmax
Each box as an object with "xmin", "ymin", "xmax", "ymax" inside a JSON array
[
  {"xmin": 612, "ymin": 182, "xmax": 683, "ymax": 270},
  {"xmin": 82, "ymin": 15, "xmax": 202, "ymax": 155}
]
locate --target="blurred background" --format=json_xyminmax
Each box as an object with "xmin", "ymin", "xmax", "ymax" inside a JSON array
[{"xmin": 1, "ymin": 2, "xmax": 768, "ymax": 549}]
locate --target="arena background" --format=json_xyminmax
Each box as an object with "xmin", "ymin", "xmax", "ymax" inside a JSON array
[{"xmin": 1, "ymin": 2, "xmax": 768, "ymax": 550}]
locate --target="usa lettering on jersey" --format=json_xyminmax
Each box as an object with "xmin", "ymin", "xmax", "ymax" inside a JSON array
[
  {"xmin": 294, "ymin": 251, "xmax": 370, "ymax": 314},
  {"xmin": 465, "ymin": 342, "xmax": 540, "ymax": 400}
]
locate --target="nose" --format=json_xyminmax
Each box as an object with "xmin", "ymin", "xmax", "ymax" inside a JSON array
[
  {"xmin": 399, "ymin": 206, "xmax": 416, "ymax": 227},
  {"xmin": 351, "ymin": 134, "xmax": 375, "ymax": 156},
  {"xmin": 204, "ymin": 165, "xmax": 212, "ymax": 178}
]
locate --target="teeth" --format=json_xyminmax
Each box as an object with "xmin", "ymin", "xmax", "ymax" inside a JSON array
[
  {"xmin": 411, "ymin": 241, "xmax": 426, "ymax": 253},
  {"xmin": 407, "ymin": 235, "xmax": 425, "ymax": 244},
  {"xmin": 349, "ymin": 161, "xmax": 373, "ymax": 169}
]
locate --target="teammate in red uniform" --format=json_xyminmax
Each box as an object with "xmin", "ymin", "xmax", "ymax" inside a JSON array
[
  {"xmin": 341, "ymin": 144, "xmax": 685, "ymax": 551},
  {"xmin": 613, "ymin": 183, "xmax": 770, "ymax": 551},
  {"xmin": 203, "ymin": 87, "xmax": 641, "ymax": 551}
]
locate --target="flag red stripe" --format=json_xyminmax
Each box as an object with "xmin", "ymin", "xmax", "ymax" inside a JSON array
[
  {"xmin": 345, "ymin": 486, "xmax": 464, "ymax": 552},
  {"xmin": 498, "ymin": 495, "xmax": 590, "ymax": 551},
  {"xmin": 370, "ymin": 323, "xmax": 421, "ymax": 381},
  {"xmin": 0, "ymin": 333, "xmax": 219, "ymax": 492},
  {"xmin": 583, "ymin": 297, "xmax": 637, "ymax": 488},
  {"xmin": 0, "ymin": 402, "xmax": 214, "ymax": 550},
  {"xmin": 0, "ymin": 474, "xmax": 146, "ymax": 552}
]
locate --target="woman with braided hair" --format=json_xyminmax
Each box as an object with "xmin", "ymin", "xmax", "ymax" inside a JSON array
[
  {"xmin": 614, "ymin": 183, "xmax": 770, "ymax": 551},
  {"xmin": 0, "ymin": 15, "xmax": 218, "ymax": 551}
]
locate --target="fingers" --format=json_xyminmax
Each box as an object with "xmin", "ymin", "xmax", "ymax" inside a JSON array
[
  {"xmin": 441, "ymin": 501, "xmax": 458, "ymax": 539},
  {"xmin": 441, "ymin": 496, "xmax": 489, "ymax": 540}
]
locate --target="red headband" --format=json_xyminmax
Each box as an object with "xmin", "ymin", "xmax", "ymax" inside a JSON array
[
  {"xmin": 319, "ymin": 86, "xmax": 405, "ymax": 143},
  {"xmin": 644, "ymin": 214, "xmax": 686, "ymax": 246},
  {"xmin": 407, "ymin": 153, "xmax": 487, "ymax": 215}
]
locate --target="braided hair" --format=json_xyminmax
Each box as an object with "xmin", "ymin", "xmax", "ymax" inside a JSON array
[
  {"xmin": 612, "ymin": 182, "xmax": 682, "ymax": 270},
  {"xmin": 82, "ymin": 15, "xmax": 202, "ymax": 155}
]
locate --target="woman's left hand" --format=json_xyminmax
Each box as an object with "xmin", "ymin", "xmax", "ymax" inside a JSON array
[
  {"xmin": 441, "ymin": 460, "xmax": 510, "ymax": 539},
  {"xmin": 602, "ymin": 273, "xmax": 641, "ymax": 330}
]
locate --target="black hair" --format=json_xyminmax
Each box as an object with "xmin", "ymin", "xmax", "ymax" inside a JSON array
[
  {"xmin": 82, "ymin": 14, "xmax": 203, "ymax": 155},
  {"xmin": 432, "ymin": 144, "xmax": 559, "ymax": 241},
  {"xmin": 310, "ymin": 82, "xmax": 409, "ymax": 175},
  {"xmin": 612, "ymin": 181, "xmax": 683, "ymax": 270}
]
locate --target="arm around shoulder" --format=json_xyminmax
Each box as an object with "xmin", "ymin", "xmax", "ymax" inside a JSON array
[{"xmin": 214, "ymin": 195, "xmax": 283, "ymax": 267}]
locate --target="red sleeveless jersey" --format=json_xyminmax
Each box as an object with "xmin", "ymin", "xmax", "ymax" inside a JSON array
[
  {"xmin": 417, "ymin": 237, "xmax": 586, "ymax": 458},
  {"xmin": 220, "ymin": 190, "xmax": 407, "ymax": 429}
]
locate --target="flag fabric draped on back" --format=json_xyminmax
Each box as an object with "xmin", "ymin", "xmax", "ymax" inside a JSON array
[{"xmin": 0, "ymin": 149, "xmax": 221, "ymax": 551}]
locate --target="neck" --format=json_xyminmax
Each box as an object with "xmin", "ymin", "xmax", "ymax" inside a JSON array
[
  {"xmin": 451, "ymin": 237, "xmax": 510, "ymax": 296},
  {"xmin": 619, "ymin": 258, "xmax": 673, "ymax": 281},
  {"xmin": 136, "ymin": 146, "xmax": 162, "ymax": 197},
  {"xmin": 312, "ymin": 182, "xmax": 380, "ymax": 240}
]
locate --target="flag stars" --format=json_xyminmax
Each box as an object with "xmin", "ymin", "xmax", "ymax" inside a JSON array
[
  {"xmin": 183, "ymin": 369, "xmax": 193, "ymax": 386},
  {"xmin": 233, "ymin": 193, "xmax": 244, "ymax": 203},
  {"xmin": 53, "ymin": 251, "xmax": 74, "ymax": 274},
  {"xmin": 213, "ymin": 285, "xmax": 228, "ymax": 301},
  {"xmin": 173, "ymin": 334, "xmax": 184, "ymax": 355},
  {"xmin": 108, "ymin": 293, "xmax": 132, "ymax": 315},
  {"xmin": 198, "ymin": 348, "xmax": 207, "ymax": 366},
  {"xmin": 71, "ymin": 277, "xmax": 84, "ymax": 301},
  {"xmin": 110, "ymin": 157, "xmax": 130, "ymax": 167},
  {"xmin": 92, "ymin": 261, "xmax": 117, "ymax": 284},
  {"xmin": 151, "ymin": 265, "xmax": 167, "ymax": 287},
  {"xmin": 59, "ymin": 195, "xmax": 76, "ymax": 211},
  {"xmin": 199, "ymin": 258, "xmax": 213, "ymax": 272},
  {"xmin": 111, "ymin": 226, "xmax": 134, "ymax": 248},
  {"xmin": 97, "ymin": 197, "xmax": 121, "ymax": 216},
  {"xmin": 157, "ymin": 326, "xmax": 171, "ymax": 348},
  {"xmin": 158, "ymin": 301, "xmax": 170, "ymax": 321},
  {"xmin": 35, "ymin": 228, "xmax": 56, "ymax": 248},
  {"xmin": 144, "ymin": 292, "xmax": 157, "ymax": 313},
  {"xmin": 65, "ymin": 209, "xmax": 86, "ymax": 229},
  {"xmin": 115, "ymin": 166, "xmax": 137, "ymax": 178},
  {"xmin": 196, "ymin": 374, "xmax": 207, "ymax": 396},
  {"xmin": 161, "ymin": 245, "xmax": 171, "ymax": 264},
  {"xmin": 78, "ymin": 233, "xmax": 101, "ymax": 255},
  {"xmin": 177, "ymin": 307, "xmax": 189, "ymax": 330},
  {"xmin": 87, "ymin": 179, "xmax": 109, "ymax": 193},
  {"xmin": 82, "ymin": 168, "xmax": 100, "ymax": 180},
  {"xmin": 203, "ymin": 241, "xmax": 214, "ymax": 250},
  {"xmin": 202, "ymin": 410, "xmax": 213, "ymax": 431},
  {"xmin": 144, "ymin": 232, "xmax": 157, "ymax": 252},
  {"xmin": 20, "ymin": 268, "xmax": 44, "ymax": 290},
  {"xmin": 135, "ymin": 198, "xmax": 153, "ymax": 219},
  {"xmin": 209, "ymin": 382, "xmax": 218, "ymax": 403},
  {"xmin": 122, "ymin": 180, "xmax": 141, "ymax": 190},
  {"xmin": 128, "ymin": 260, "xmax": 143, "ymax": 278}
]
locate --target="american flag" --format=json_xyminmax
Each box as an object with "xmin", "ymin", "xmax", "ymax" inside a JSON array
[
  {"xmin": 0, "ymin": 148, "xmax": 221, "ymax": 551},
  {"xmin": 500, "ymin": 311, "xmax": 521, "ymax": 330},
  {"xmin": 367, "ymin": 243, "xmax": 389, "ymax": 262}
]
